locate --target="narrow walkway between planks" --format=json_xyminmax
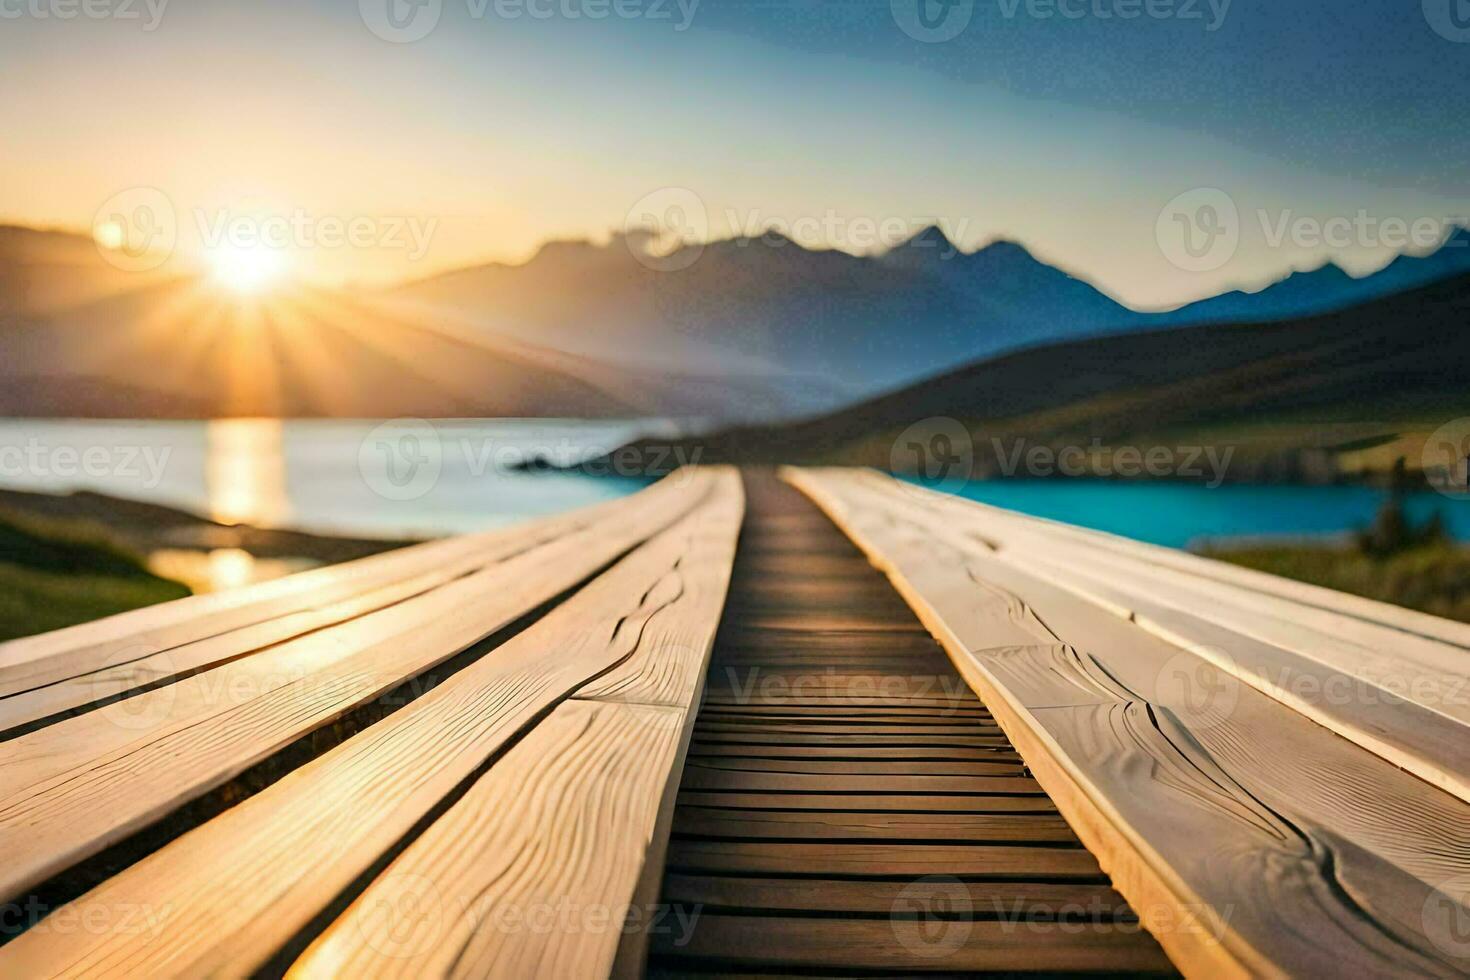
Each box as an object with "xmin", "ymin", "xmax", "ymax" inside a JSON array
[{"xmin": 650, "ymin": 471, "xmax": 1176, "ymax": 976}]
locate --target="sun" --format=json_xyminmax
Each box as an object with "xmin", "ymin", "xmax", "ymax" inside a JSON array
[{"xmin": 208, "ymin": 243, "xmax": 287, "ymax": 294}]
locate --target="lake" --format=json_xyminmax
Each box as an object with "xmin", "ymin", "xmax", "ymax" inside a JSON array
[
  {"xmin": 3, "ymin": 418, "xmax": 1467, "ymax": 578},
  {"xmin": 0, "ymin": 418, "xmax": 659, "ymax": 539},
  {"xmin": 918, "ymin": 477, "xmax": 1470, "ymax": 549}
]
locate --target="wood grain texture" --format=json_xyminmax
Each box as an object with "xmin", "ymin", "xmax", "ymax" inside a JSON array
[
  {"xmin": 674, "ymin": 791, "xmax": 1060, "ymax": 812},
  {"xmin": 676, "ymin": 767, "xmax": 1041, "ymax": 794},
  {"xmin": 651, "ymin": 472, "xmax": 1172, "ymax": 977},
  {"xmin": 290, "ymin": 699, "xmax": 686, "ymax": 979},
  {"xmin": 0, "ymin": 472, "xmax": 713, "ymax": 906},
  {"xmin": 681, "ymin": 756, "xmax": 1023, "ymax": 775},
  {"xmin": 650, "ymin": 914, "xmax": 1176, "ymax": 974},
  {"xmin": 0, "ymin": 490, "xmax": 637, "ymax": 695},
  {"xmin": 864, "ymin": 469, "xmax": 1470, "ymax": 806},
  {"xmin": 671, "ymin": 807, "xmax": 1079, "ymax": 842},
  {"xmin": 685, "ymin": 742, "xmax": 1021, "ymax": 759},
  {"xmin": 660, "ymin": 873, "xmax": 1131, "ymax": 916},
  {"xmin": 0, "ymin": 469, "xmax": 741, "ymax": 978},
  {"xmin": 664, "ymin": 840, "xmax": 1102, "ymax": 877},
  {"xmin": 895, "ymin": 468, "xmax": 1470, "ymax": 650},
  {"xmin": 789, "ymin": 466, "xmax": 1470, "ymax": 978},
  {"xmin": 1021, "ymin": 549, "xmax": 1470, "ymax": 808},
  {"xmin": 0, "ymin": 562, "xmax": 465, "ymax": 734}
]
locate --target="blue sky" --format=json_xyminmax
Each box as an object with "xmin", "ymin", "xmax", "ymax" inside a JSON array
[{"xmin": 2, "ymin": 0, "xmax": 1466, "ymax": 305}]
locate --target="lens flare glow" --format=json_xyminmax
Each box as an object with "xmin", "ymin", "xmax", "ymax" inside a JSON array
[{"xmin": 208, "ymin": 243, "xmax": 287, "ymax": 294}]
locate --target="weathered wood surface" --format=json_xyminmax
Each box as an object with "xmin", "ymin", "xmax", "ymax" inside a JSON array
[
  {"xmin": 788, "ymin": 466, "xmax": 1470, "ymax": 978},
  {"xmin": 0, "ymin": 469, "xmax": 741, "ymax": 978},
  {"xmin": 847, "ymin": 468, "xmax": 1470, "ymax": 806},
  {"xmin": 650, "ymin": 473, "xmax": 1174, "ymax": 977},
  {"xmin": 291, "ymin": 475, "xmax": 742, "ymax": 978},
  {"xmin": 0, "ymin": 492, "xmax": 634, "ymax": 707},
  {"xmin": 0, "ymin": 473, "xmax": 715, "ymax": 904},
  {"xmin": 11, "ymin": 462, "xmax": 1459, "ymax": 977}
]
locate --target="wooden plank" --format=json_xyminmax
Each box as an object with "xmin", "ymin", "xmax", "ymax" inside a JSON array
[
  {"xmin": 0, "ymin": 488, "xmax": 642, "ymax": 696},
  {"xmin": 686, "ymin": 742, "xmax": 1021, "ymax": 760},
  {"xmin": 1021, "ymin": 547, "xmax": 1470, "ymax": 806},
  {"xmin": 690, "ymin": 733, "xmax": 1013, "ymax": 749},
  {"xmin": 790, "ymin": 467, "xmax": 1470, "ymax": 977},
  {"xmin": 675, "ymin": 792, "xmax": 1058, "ymax": 813},
  {"xmin": 289, "ymin": 699, "xmax": 686, "ymax": 978},
  {"xmin": 873, "ymin": 470, "xmax": 1470, "ymax": 804},
  {"xmin": 677, "ymin": 768, "xmax": 1042, "ymax": 794},
  {"xmin": 878, "ymin": 467, "xmax": 1470, "ymax": 649},
  {"xmin": 694, "ymin": 704, "xmax": 989, "ymax": 719},
  {"xmin": 651, "ymin": 914, "xmax": 1174, "ymax": 974},
  {"xmin": 664, "ymin": 840, "xmax": 1102, "ymax": 877},
  {"xmin": 0, "ymin": 471, "xmax": 717, "ymax": 904},
  {"xmin": 660, "ymin": 873, "xmax": 1131, "ymax": 916},
  {"xmin": 683, "ymin": 757, "xmax": 1023, "ymax": 776},
  {"xmin": 672, "ymin": 807, "xmax": 1079, "ymax": 842},
  {"xmin": 694, "ymin": 722, "xmax": 1003, "ymax": 737},
  {"xmin": 0, "ymin": 562, "xmax": 461, "ymax": 735},
  {"xmin": 0, "ymin": 469, "xmax": 742, "ymax": 978}
]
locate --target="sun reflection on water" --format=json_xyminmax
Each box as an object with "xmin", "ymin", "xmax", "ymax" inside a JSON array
[
  {"xmin": 206, "ymin": 418, "xmax": 289, "ymax": 527},
  {"xmin": 148, "ymin": 547, "xmax": 319, "ymax": 593}
]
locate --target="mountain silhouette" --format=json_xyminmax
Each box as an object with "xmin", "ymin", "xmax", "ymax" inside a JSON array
[
  {"xmin": 1155, "ymin": 227, "xmax": 1470, "ymax": 326},
  {"xmin": 4, "ymin": 222, "xmax": 1469, "ymax": 421},
  {"xmin": 586, "ymin": 268, "xmax": 1470, "ymax": 480}
]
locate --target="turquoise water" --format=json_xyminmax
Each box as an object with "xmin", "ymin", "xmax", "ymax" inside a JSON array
[
  {"xmin": 913, "ymin": 478, "xmax": 1470, "ymax": 549},
  {"xmin": 6, "ymin": 418, "xmax": 1467, "ymax": 551}
]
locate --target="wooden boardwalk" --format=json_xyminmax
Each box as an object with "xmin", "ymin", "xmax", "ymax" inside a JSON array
[
  {"xmin": 651, "ymin": 473, "xmax": 1171, "ymax": 975},
  {"xmin": 792, "ymin": 467, "xmax": 1470, "ymax": 977},
  {"xmin": 1, "ymin": 465, "xmax": 1468, "ymax": 977}
]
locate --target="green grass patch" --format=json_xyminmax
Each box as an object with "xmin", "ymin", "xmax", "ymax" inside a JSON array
[
  {"xmin": 0, "ymin": 510, "xmax": 190, "ymax": 642},
  {"xmin": 1204, "ymin": 543, "xmax": 1470, "ymax": 624}
]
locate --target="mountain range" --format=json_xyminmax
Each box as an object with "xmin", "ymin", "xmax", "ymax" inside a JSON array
[
  {"xmin": 1, "ymin": 222, "xmax": 1467, "ymax": 422},
  {"xmin": 590, "ymin": 267, "xmax": 1470, "ymax": 484}
]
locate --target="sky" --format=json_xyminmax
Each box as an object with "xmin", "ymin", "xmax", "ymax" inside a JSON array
[{"xmin": 1, "ymin": 0, "xmax": 1467, "ymax": 307}]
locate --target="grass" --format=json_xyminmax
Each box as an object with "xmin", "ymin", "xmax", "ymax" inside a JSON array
[
  {"xmin": 1204, "ymin": 542, "xmax": 1470, "ymax": 624},
  {"xmin": 0, "ymin": 509, "xmax": 190, "ymax": 642}
]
